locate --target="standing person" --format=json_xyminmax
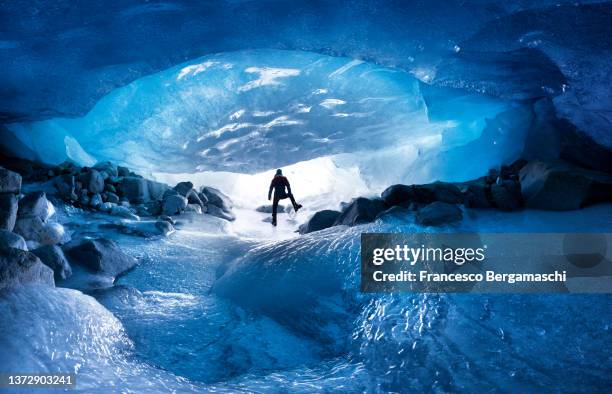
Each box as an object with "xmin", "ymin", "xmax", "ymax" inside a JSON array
[{"xmin": 268, "ymin": 169, "xmax": 302, "ymax": 226}]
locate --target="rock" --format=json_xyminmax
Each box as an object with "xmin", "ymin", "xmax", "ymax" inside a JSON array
[
  {"xmin": 155, "ymin": 220, "xmax": 174, "ymax": 235},
  {"xmin": 99, "ymin": 202, "xmax": 115, "ymax": 212},
  {"xmin": 54, "ymin": 174, "xmax": 76, "ymax": 200},
  {"xmin": 0, "ymin": 248, "xmax": 54, "ymax": 289},
  {"xmin": 158, "ymin": 215, "xmax": 175, "ymax": 225},
  {"xmin": 201, "ymin": 187, "xmax": 233, "ymax": 212},
  {"xmin": 104, "ymin": 183, "xmax": 117, "ymax": 193},
  {"xmin": 163, "ymin": 189, "xmax": 179, "ymax": 199},
  {"xmin": 106, "ymin": 192, "xmax": 120, "ymax": 204},
  {"xmin": 18, "ymin": 191, "xmax": 54, "ymax": 221},
  {"xmin": 93, "ymin": 161, "xmax": 118, "ymax": 178},
  {"xmin": 185, "ymin": 204, "xmax": 202, "ymax": 214},
  {"xmin": 13, "ymin": 216, "xmax": 45, "ymax": 242},
  {"xmin": 415, "ymin": 202, "xmax": 463, "ymax": 226},
  {"xmin": 147, "ymin": 180, "xmax": 169, "ymax": 201},
  {"xmin": 206, "ymin": 204, "xmax": 236, "ymax": 221},
  {"xmin": 490, "ymin": 180, "xmax": 522, "ymax": 211},
  {"xmin": 0, "ymin": 166, "xmax": 22, "ymax": 194},
  {"xmin": 197, "ymin": 192, "xmax": 209, "ymax": 205},
  {"xmin": 90, "ymin": 193, "xmax": 103, "ymax": 208},
  {"xmin": 520, "ymin": 160, "xmax": 612, "ymax": 210},
  {"xmin": 461, "ymin": 179, "xmax": 492, "ymax": 209},
  {"xmin": 334, "ymin": 197, "xmax": 387, "ymax": 226},
  {"xmin": 110, "ymin": 205, "xmax": 140, "ymax": 220},
  {"xmin": 374, "ymin": 205, "xmax": 412, "ymax": 221},
  {"xmin": 79, "ymin": 193, "xmax": 90, "ymax": 206},
  {"xmin": 162, "ymin": 194, "xmax": 188, "ymax": 215},
  {"xmin": 0, "ymin": 193, "xmax": 18, "ymax": 231},
  {"xmin": 38, "ymin": 222, "xmax": 65, "ymax": 245},
  {"xmin": 85, "ymin": 169, "xmax": 105, "ymax": 194},
  {"xmin": 141, "ymin": 201, "xmax": 162, "ymax": 216},
  {"xmin": 117, "ymin": 166, "xmax": 130, "ymax": 177},
  {"xmin": 256, "ymin": 204, "xmax": 285, "ymax": 213},
  {"xmin": 118, "ymin": 176, "xmax": 150, "ymax": 203},
  {"xmin": 186, "ymin": 189, "xmax": 204, "ymax": 206},
  {"xmin": 174, "ymin": 181, "xmax": 194, "ymax": 196},
  {"xmin": 64, "ymin": 238, "xmax": 137, "ymax": 277},
  {"xmin": 0, "ymin": 230, "xmax": 27, "ymax": 251},
  {"xmin": 381, "ymin": 182, "xmax": 462, "ymax": 207},
  {"xmin": 32, "ymin": 245, "xmax": 72, "ymax": 281},
  {"xmin": 298, "ymin": 210, "xmax": 341, "ymax": 234}
]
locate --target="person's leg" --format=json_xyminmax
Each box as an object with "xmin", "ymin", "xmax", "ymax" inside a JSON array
[
  {"xmin": 288, "ymin": 193, "xmax": 302, "ymax": 211},
  {"xmin": 272, "ymin": 196, "xmax": 279, "ymax": 225}
]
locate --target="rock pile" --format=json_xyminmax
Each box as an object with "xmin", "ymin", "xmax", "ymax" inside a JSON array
[{"xmin": 299, "ymin": 159, "xmax": 612, "ymax": 234}]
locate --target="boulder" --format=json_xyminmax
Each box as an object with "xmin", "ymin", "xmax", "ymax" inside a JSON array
[
  {"xmin": 54, "ymin": 174, "xmax": 76, "ymax": 200},
  {"xmin": 197, "ymin": 192, "xmax": 209, "ymax": 205},
  {"xmin": 99, "ymin": 202, "xmax": 115, "ymax": 212},
  {"xmin": 18, "ymin": 191, "xmax": 54, "ymax": 220},
  {"xmin": 415, "ymin": 202, "xmax": 463, "ymax": 226},
  {"xmin": 93, "ymin": 161, "xmax": 118, "ymax": 178},
  {"xmin": 206, "ymin": 204, "xmax": 236, "ymax": 221},
  {"xmin": 201, "ymin": 187, "xmax": 233, "ymax": 211},
  {"xmin": 256, "ymin": 204, "xmax": 285, "ymax": 213},
  {"xmin": 110, "ymin": 205, "xmax": 140, "ymax": 220},
  {"xmin": 490, "ymin": 180, "xmax": 522, "ymax": 211},
  {"xmin": 174, "ymin": 181, "xmax": 194, "ymax": 196},
  {"xmin": 104, "ymin": 183, "xmax": 117, "ymax": 193},
  {"xmin": 118, "ymin": 176, "xmax": 150, "ymax": 203},
  {"xmin": 460, "ymin": 178, "xmax": 492, "ymax": 209},
  {"xmin": 0, "ymin": 230, "xmax": 27, "ymax": 251},
  {"xmin": 0, "ymin": 248, "xmax": 54, "ymax": 289},
  {"xmin": 158, "ymin": 215, "xmax": 175, "ymax": 225},
  {"xmin": 0, "ymin": 166, "xmax": 21, "ymax": 194},
  {"xmin": 298, "ymin": 210, "xmax": 341, "ymax": 234},
  {"xmin": 32, "ymin": 245, "xmax": 72, "ymax": 281},
  {"xmin": 520, "ymin": 161, "xmax": 612, "ymax": 210},
  {"xmin": 106, "ymin": 192, "xmax": 120, "ymax": 204},
  {"xmin": 163, "ymin": 188, "xmax": 179, "ymax": 199},
  {"xmin": 147, "ymin": 180, "xmax": 169, "ymax": 201},
  {"xmin": 90, "ymin": 193, "xmax": 103, "ymax": 208},
  {"xmin": 64, "ymin": 238, "xmax": 137, "ymax": 277},
  {"xmin": 142, "ymin": 201, "xmax": 162, "ymax": 216},
  {"xmin": 100, "ymin": 220, "xmax": 174, "ymax": 237},
  {"xmin": 84, "ymin": 169, "xmax": 105, "ymax": 194},
  {"xmin": 381, "ymin": 182, "xmax": 463, "ymax": 207},
  {"xmin": 13, "ymin": 216, "xmax": 45, "ymax": 242},
  {"xmin": 0, "ymin": 193, "xmax": 18, "ymax": 231},
  {"xmin": 186, "ymin": 189, "xmax": 204, "ymax": 207},
  {"xmin": 185, "ymin": 204, "xmax": 203, "ymax": 214},
  {"xmin": 162, "ymin": 194, "xmax": 188, "ymax": 216},
  {"xmin": 155, "ymin": 220, "xmax": 175, "ymax": 235},
  {"xmin": 334, "ymin": 197, "xmax": 387, "ymax": 226},
  {"xmin": 117, "ymin": 166, "xmax": 130, "ymax": 177}
]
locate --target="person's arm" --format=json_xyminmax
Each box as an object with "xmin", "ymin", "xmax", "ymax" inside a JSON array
[
  {"xmin": 268, "ymin": 180, "xmax": 273, "ymax": 200},
  {"xmin": 285, "ymin": 178, "xmax": 292, "ymax": 195}
]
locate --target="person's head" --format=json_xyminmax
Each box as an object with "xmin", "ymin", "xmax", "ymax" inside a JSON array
[{"xmin": 275, "ymin": 169, "xmax": 283, "ymax": 176}]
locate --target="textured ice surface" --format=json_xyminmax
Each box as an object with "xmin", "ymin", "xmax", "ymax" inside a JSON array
[{"xmin": 6, "ymin": 49, "xmax": 524, "ymax": 180}]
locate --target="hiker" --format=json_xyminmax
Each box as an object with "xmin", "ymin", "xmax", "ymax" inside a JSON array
[{"xmin": 268, "ymin": 169, "xmax": 302, "ymax": 226}]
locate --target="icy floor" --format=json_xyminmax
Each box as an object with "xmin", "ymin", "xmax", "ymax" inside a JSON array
[{"xmin": 1, "ymin": 203, "xmax": 612, "ymax": 392}]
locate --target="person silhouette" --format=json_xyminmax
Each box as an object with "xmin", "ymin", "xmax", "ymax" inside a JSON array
[{"xmin": 268, "ymin": 169, "xmax": 302, "ymax": 226}]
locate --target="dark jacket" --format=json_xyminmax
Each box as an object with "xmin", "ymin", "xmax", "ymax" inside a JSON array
[{"xmin": 268, "ymin": 175, "xmax": 292, "ymax": 200}]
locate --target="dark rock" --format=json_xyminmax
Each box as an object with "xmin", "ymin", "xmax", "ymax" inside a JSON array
[
  {"xmin": 106, "ymin": 192, "xmax": 120, "ymax": 204},
  {"xmin": 104, "ymin": 183, "xmax": 117, "ymax": 193},
  {"xmin": 85, "ymin": 169, "xmax": 105, "ymax": 194},
  {"xmin": 100, "ymin": 220, "xmax": 174, "ymax": 237},
  {"xmin": 201, "ymin": 187, "xmax": 233, "ymax": 212},
  {"xmin": 117, "ymin": 166, "xmax": 130, "ymax": 177},
  {"xmin": 256, "ymin": 204, "xmax": 285, "ymax": 213},
  {"xmin": 90, "ymin": 193, "xmax": 103, "ymax": 208},
  {"xmin": 163, "ymin": 189, "xmax": 179, "ymax": 199},
  {"xmin": 0, "ymin": 194, "xmax": 18, "ymax": 231},
  {"xmin": 197, "ymin": 192, "xmax": 209, "ymax": 205},
  {"xmin": 0, "ymin": 248, "xmax": 54, "ymax": 289},
  {"xmin": 155, "ymin": 220, "xmax": 174, "ymax": 235},
  {"xmin": 79, "ymin": 193, "xmax": 90, "ymax": 206},
  {"xmin": 186, "ymin": 189, "xmax": 204, "ymax": 206},
  {"xmin": 381, "ymin": 182, "xmax": 462, "ymax": 207},
  {"xmin": 14, "ymin": 217, "xmax": 65, "ymax": 246},
  {"xmin": 374, "ymin": 205, "xmax": 412, "ymax": 221},
  {"xmin": 185, "ymin": 204, "xmax": 203, "ymax": 214},
  {"xmin": 18, "ymin": 191, "xmax": 53, "ymax": 220},
  {"xmin": 461, "ymin": 179, "xmax": 492, "ymax": 208},
  {"xmin": 298, "ymin": 210, "xmax": 340, "ymax": 234},
  {"xmin": 118, "ymin": 176, "xmax": 150, "ymax": 203},
  {"xmin": 174, "ymin": 181, "xmax": 194, "ymax": 196},
  {"xmin": 334, "ymin": 197, "xmax": 387, "ymax": 226},
  {"xmin": 110, "ymin": 205, "xmax": 139, "ymax": 220},
  {"xmin": 206, "ymin": 204, "xmax": 236, "ymax": 221},
  {"xmin": 99, "ymin": 202, "xmax": 114, "ymax": 212},
  {"xmin": 147, "ymin": 180, "xmax": 169, "ymax": 201},
  {"xmin": 520, "ymin": 160, "xmax": 612, "ymax": 210},
  {"xmin": 54, "ymin": 174, "xmax": 76, "ymax": 200},
  {"xmin": 158, "ymin": 215, "xmax": 175, "ymax": 225},
  {"xmin": 415, "ymin": 202, "xmax": 463, "ymax": 226},
  {"xmin": 491, "ymin": 180, "xmax": 522, "ymax": 211},
  {"xmin": 141, "ymin": 200, "xmax": 162, "ymax": 216},
  {"xmin": 0, "ymin": 166, "xmax": 21, "ymax": 194},
  {"xmin": 93, "ymin": 161, "xmax": 118, "ymax": 178},
  {"xmin": 32, "ymin": 245, "xmax": 72, "ymax": 281},
  {"xmin": 0, "ymin": 230, "xmax": 27, "ymax": 251},
  {"xmin": 162, "ymin": 194, "xmax": 188, "ymax": 215},
  {"xmin": 64, "ymin": 238, "xmax": 137, "ymax": 277}
]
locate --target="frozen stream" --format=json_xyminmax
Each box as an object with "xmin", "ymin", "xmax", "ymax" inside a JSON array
[{"xmin": 2, "ymin": 202, "xmax": 612, "ymax": 392}]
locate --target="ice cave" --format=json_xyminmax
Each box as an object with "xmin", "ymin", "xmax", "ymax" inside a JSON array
[{"xmin": 0, "ymin": 1, "xmax": 611, "ymax": 392}]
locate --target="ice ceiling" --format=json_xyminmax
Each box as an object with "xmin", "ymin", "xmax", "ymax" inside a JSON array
[{"xmin": 1, "ymin": 0, "xmax": 610, "ymax": 176}]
